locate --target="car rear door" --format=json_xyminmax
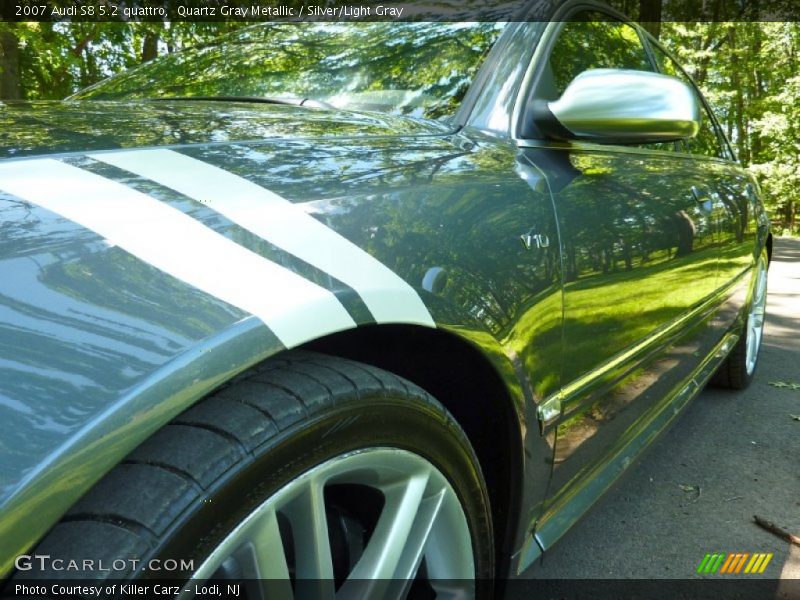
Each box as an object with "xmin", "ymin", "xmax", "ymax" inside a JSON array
[
  {"xmin": 645, "ymin": 37, "xmax": 760, "ymax": 338},
  {"xmin": 515, "ymin": 11, "xmax": 732, "ymax": 547}
]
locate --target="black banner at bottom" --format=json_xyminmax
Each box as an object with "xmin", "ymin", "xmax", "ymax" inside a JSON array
[{"xmin": 3, "ymin": 578, "xmax": 799, "ymax": 600}]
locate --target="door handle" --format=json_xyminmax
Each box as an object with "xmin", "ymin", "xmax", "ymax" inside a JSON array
[{"xmin": 691, "ymin": 185, "xmax": 710, "ymax": 202}]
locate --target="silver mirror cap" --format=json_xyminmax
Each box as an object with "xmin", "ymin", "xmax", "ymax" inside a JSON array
[{"xmin": 548, "ymin": 68, "xmax": 702, "ymax": 143}]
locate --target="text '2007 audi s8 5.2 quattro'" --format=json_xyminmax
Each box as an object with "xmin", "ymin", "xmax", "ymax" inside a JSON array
[{"xmin": 0, "ymin": 1, "xmax": 771, "ymax": 598}]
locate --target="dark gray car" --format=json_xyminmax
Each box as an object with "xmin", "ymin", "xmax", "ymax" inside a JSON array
[{"xmin": 0, "ymin": 2, "xmax": 770, "ymax": 596}]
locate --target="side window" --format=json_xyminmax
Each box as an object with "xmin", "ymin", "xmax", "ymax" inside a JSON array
[
  {"xmin": 540, "ymin": 13, "xmax": 652, "ymax": 102},
  {"xmin": 649, "ymin": 42, "xmax": 728, "ymax": 159}
]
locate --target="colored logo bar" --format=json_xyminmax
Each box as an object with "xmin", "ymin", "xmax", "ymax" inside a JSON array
[{"xmin": 697, "ymin": 552, "xmax": 773, "ymax": 574}]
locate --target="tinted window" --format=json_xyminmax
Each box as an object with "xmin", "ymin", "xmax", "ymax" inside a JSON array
[
  {"xmin": 541, "ymin": 14, "xmax": 652, "ymax": 101},
  {"xmin": 649, "ymin": 42, "xmax": 727, "ymax": 158},
  {"xmin": 75, "ymin": 22, "xmax": 505, "ymax": 120}
]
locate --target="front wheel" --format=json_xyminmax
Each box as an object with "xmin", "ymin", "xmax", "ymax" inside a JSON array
[
  {"xmin": 13, "ymin": 351, "xmax": 494, "ymax": 598},
  {"xmin": 712, "ymin": 247, "xmax": 769, "ymax": 389}
]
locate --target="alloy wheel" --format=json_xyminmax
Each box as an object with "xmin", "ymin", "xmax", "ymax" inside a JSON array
[
  {"xmin": 745, "ymin": 254, "xmax": 768, "ymax": 376},
  {"xmin": 186, "ymin": 447, "xmax": 475, "ymax": 599}
]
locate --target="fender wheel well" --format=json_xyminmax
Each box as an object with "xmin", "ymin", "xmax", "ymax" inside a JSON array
[{"xmin": 303, "ymin": 324, "xmax": 523, "ymax": 576}]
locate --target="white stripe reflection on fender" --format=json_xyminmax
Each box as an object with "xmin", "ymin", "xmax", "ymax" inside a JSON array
[
  {"xmin": 89, "ymin": 149, "xmax": 435, "ymax": 327},
  {"xmin": 0, "ymin": 158, "xmax": 355, "ymax": 347}
]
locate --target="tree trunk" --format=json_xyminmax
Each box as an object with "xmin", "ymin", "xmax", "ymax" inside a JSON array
[
  {"xmin": 638, "ymin": 0, "xmax": 662, "ymax": 39},
  {"xmin": 728, "ymin": 27, "xmax": 749, "ymax": 163},
  {"xmin": 142, "ymin": 32, "xmax": 159, "ymax": 63},
  {"xmin": 748, "ymin": 25, "xmax": 762, "ymax": 161},
  {"xmin": 0, "ymin": 28, "xmax": 21, "ymax": 100},
  {"xmin": 673, "ymin": 210, "xmax": 696, "ymax": 257}
]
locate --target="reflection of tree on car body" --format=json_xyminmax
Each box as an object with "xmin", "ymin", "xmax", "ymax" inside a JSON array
[{"xmin": 0, "ymin": 8, "xmax": 771, "ymax": 595}]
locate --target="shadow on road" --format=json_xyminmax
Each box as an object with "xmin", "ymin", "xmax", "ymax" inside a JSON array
[{"xmin": 772, "ymin": 237, "xmax": 800, "ymax": 264}]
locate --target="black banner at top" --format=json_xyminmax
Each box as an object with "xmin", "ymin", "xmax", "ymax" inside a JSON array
[{"xmin": 2, "ymin": 0, "xmax": 800, "ymax": 23}]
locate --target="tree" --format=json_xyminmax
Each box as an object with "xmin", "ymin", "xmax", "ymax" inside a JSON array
[
  {"xmin": 0, "ymin": 17, "xmax": 797, "ymax": 233},
  {"xmin": 659, "ymin": 21, "xmax": 800, "ymax": 233},
  {"xmin": 0, "ymin": 26, "xmax": 21, "ymax": 99}
]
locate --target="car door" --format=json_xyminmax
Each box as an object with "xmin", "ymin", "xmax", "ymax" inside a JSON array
[
  {"xmin": 645, "ymin": 37, "xmax": 760, "ymax": 337},
  {"xmin": 515, "ymin": 11, "xmax": 733, "ymax": 547}
]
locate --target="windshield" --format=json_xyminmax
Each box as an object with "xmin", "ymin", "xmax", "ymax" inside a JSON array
[{"xmin": 74, "ymin": 22, "xmax": 506, "ymax": 120}]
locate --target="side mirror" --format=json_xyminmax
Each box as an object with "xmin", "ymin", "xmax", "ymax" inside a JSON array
[{"xmin": 538, "ymin": 68, "xmax": 702, "ymax": 144}]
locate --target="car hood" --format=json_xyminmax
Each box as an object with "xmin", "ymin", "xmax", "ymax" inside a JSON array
[
  {"xmin": 0, "ymin": 99, "xmax": 451, "ymax": 160},
  {"xmin": 0, "ymin": 99, "xmax": 482, "ymax": 508}
]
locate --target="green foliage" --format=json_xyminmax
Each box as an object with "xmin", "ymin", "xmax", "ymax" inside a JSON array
[
  {"xmin": 657, "ymin": 22, "xmax": 800, "ymax": 233},
  {"xmin": 0, "ymin": 17, "xmax": 798, "ymax": 230},
  {"xmin": 72, "ymin": 22, "xmax": 504, "ymax": 120},
  {"xmin": 0, "ymin": 22, "xmax": 251, "ymax": 101}
]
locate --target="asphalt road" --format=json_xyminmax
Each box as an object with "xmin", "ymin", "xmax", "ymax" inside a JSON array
[{"xmin": 519, "ymin": 237, "xmax": 800, "ymax": 593}]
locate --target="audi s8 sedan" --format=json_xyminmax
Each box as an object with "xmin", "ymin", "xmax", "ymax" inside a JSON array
[{"xmin": 0, "ymin": 1, "xmax": 770, "ymax": 597}]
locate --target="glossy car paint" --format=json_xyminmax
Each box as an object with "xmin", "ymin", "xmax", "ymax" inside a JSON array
[
  {"xmin": 0, "ymin": 99, "xmax": 559, "ymax": 577},
  {"xmin": 507, "ymin": 4, "xmax": 768, "ymax": 570},
  {"xmin": 0, "ymin": 2, "xmax": 769, "ymax": 582},
  {"xmin": 518, "ymin": 143, "xmax": 762, "ymax": 565}
]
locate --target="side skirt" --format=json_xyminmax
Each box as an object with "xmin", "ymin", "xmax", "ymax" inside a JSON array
[{"xmin": 513, "ymin": 328, "xmax": 741, "ymax": 575}]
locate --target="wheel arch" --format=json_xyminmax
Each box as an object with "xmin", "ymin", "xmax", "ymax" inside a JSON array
[
  {"xmin": 2, "ymin": 319, "xmax": 527, "ymax": 583},
  {"xmin": 303, "ymin": 323, "xmax": 526, "ymax": 575}
]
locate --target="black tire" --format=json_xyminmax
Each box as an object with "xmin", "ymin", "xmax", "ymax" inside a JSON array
[
  {"xmin": 711, "ymin": 327, "xmax": 754, "ymax": 390},
  {"xmin": 11, "ymin": 351, "xmax": 494, "ymax": 595},
  {"xmin": 712, "ymin": 248, "xmax": 769, "ymax": 390}
]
